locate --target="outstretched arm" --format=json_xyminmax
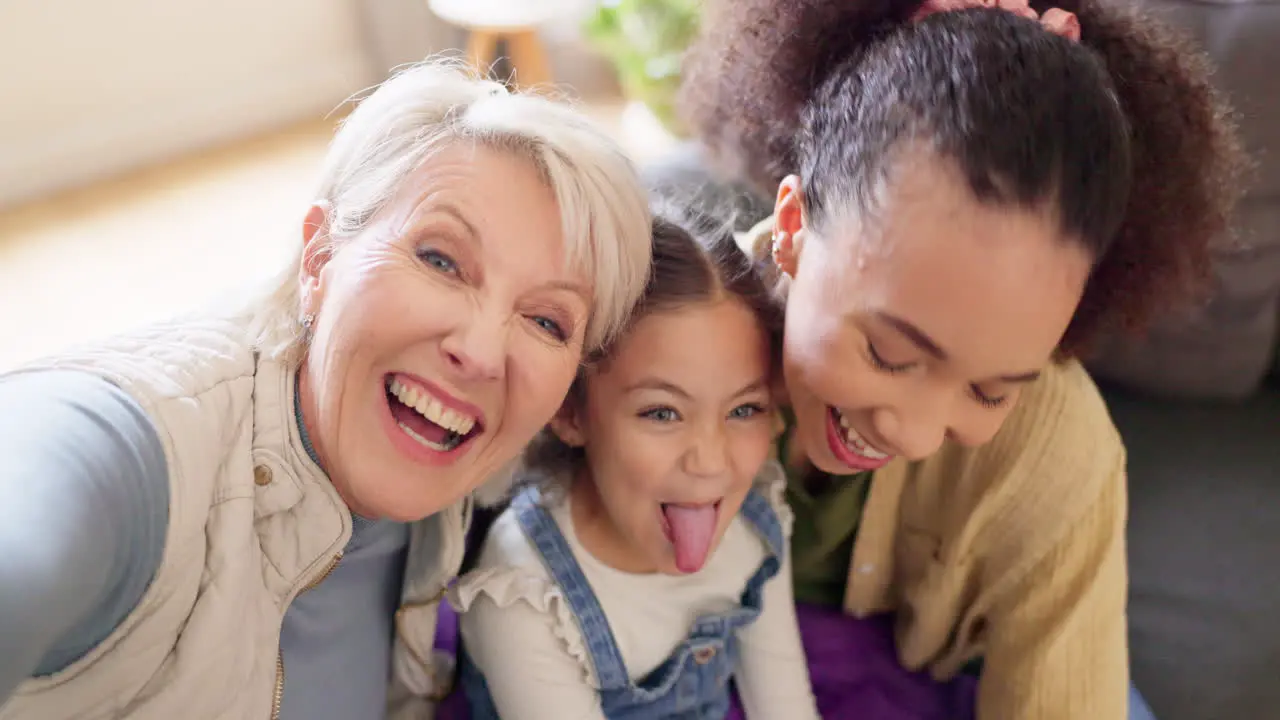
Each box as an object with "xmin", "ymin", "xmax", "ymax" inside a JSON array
[{"xmin": 0, "ymin": 370, "xmax": 169, "ymax": 703}]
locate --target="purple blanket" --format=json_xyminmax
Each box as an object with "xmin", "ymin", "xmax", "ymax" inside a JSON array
[{"xmin": 436, "ymin": 602, "xmax": 976, "ymax": 719}]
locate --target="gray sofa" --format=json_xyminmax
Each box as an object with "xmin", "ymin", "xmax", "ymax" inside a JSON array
[{"xmin": 645, "ymin": 3, "xmax": 1280, "ymax": 715}]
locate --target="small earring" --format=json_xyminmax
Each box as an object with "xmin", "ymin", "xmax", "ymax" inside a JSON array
[
  {"xmin": 301, "ymin": 313, "xmax": 315, "ymax": 332},
  {"xmin": 771, "ymin": 232, "xmax": 787, "ymax": 265}
]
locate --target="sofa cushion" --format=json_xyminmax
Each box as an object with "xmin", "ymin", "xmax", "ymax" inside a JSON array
[{"xmin": 1106, "ymin": 378, "xmax": 1280, "ymax": 720}]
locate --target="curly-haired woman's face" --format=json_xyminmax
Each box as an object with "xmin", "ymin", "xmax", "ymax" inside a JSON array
[{"xmin": 772, "ymin": 157, "xmax": 1092, "ymax": 475}]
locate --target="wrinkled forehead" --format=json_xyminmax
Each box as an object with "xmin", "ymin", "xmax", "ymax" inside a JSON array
[{"xmin": 397, "ymin": 144, "xmax": 589, "ymax": 283}]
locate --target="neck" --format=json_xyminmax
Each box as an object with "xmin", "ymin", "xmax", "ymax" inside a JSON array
[
  {"xmin": 569, "ymin": 471, "xmax": 658, "ymax": 575},
  {"xmin": 296, "ymin": 362, "xmax": 378, "ymax": 520}
]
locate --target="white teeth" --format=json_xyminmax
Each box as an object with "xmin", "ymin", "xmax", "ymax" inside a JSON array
[
  {"xmin": 833, "ymin": 409, "xmax": 890, "ymax": 460},
  {"xmin": 396, "ymin": 421, "xmax": 454, "ymax": 452},
  {"xmin": 387, "ymin": 378, "xmax": 478, "ymax": 435}
]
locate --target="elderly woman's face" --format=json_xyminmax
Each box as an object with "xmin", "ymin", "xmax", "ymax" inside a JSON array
[
  {"xmin": 773, "ymin": 157, "xmax": 1091, "ymax": 475},
  {"xmin": 299, "ymin": 144, "xmax": 592, "ymax": 521}
]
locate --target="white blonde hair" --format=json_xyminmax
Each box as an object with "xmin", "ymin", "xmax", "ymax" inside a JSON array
[{"xmin": 246, "ymin": 58, "xmax": 652, "ymax": 364}]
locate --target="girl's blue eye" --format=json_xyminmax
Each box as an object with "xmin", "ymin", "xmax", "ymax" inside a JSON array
[
  {"xmin": 417, "ymin": 248, "xmax": 458, "ymax": 275},
  {"xmin": 532, "ymin": 316, "xmax": 567, "ymax": 343},
  {"xmin": 730, "ymin": 403, "xmax": 765, "ymax": 419},
  {"xmin": 639, "ymin": 407, "xmax": 680, "ymax": 423}
]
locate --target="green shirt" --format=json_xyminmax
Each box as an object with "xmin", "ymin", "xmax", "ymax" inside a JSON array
[
  {"xmin": 778, "ymin": 414, "xmax": 987, "ymax": 677},
  {"xmin": 777, "ymin": 412, "xmax": 872, "ymax": 608}
]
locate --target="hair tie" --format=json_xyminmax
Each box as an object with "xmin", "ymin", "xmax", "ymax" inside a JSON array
[{"xmin": 911, "ymin": 0, "xmax": 1081, "ymax": 42}]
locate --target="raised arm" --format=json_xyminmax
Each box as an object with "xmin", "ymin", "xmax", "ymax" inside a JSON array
[{"xmin": 0, "ymin": 370, "xmax": 169, "ymax": 703}]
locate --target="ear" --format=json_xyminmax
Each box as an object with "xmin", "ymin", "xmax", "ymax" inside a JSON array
[
  {"xmin": 547, "ymin": 400, "xmax": 586, "ymax": 448},
  {"xmin": 299, "ymin": 202, "xmax": 333, "ymax": 314},
  {"xmin": 772, "ymin": 176, "xmax": 807, "ymax": 278}
]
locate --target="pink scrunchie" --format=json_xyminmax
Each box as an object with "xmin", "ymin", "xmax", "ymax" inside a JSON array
[{"xmin": 910, "ymin": 0, "xmax": 1081, "ymax": 42}]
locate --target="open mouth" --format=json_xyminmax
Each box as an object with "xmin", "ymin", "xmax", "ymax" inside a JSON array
[
  {"xmin": 659, "ymin": 500, "xmax": 722, "ymax": 574},
  {"xmin": 385, "ymin": 374, "xmax": 483, "ymax": 453},
  {"xmin": 826, "ymin": 406, "xmax": 892, "ymax": 467}
]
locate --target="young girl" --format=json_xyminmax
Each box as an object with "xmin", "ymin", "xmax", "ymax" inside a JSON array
[{"xmin": 447, "ymin": 209, "xmax": 821, "ymax": 719}]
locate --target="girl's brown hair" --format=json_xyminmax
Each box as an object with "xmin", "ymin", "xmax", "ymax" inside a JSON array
[
  {"xmin": 520, "ymin": 202, "xmax": 784, "ymax": 486},
  {"xmin": 680, "ymin": 0, "xmax": 1249, "ymax": 357}
]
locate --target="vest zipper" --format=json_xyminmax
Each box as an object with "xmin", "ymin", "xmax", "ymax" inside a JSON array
[{"xmin": 271, "ymin": 551, "xmax": 344, "ymax": 720}]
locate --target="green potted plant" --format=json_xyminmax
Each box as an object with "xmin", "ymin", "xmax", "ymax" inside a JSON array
[{"xmin": 583, "ymin": 0, "xmax": 701, "ymax": 137}]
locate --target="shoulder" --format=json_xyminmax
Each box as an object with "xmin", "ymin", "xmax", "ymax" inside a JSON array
[
  {"xmin": 473, "ymin": 503, "xmax": 554, "ymax": 576},
  {"xmin": 14, "ymin": 315, "xmax": 270, "ymax": 460},
  {"xmin": 449, "ymin": 502, "xmax": 598, "ymax": 684},
  {"xmin": 451, "ymin": 501, "xmax": 559, "ymax": 619},
  {"xmin": 17, "ymin": 314, "xmax": 260, "ymax": 405},
  {"xmin": 749, "ymin": 459, "xmax": 794, "ymax": 538}
]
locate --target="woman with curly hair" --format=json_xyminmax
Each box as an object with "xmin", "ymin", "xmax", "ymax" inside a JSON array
[{"xmin": 680, "ymin": 0, "xmax": 1247, "ymax": 718}]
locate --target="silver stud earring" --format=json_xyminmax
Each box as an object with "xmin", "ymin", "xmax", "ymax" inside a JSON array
[{"xmin": 771, "ymin": 232, "xmax": 786, "ymax": 262}]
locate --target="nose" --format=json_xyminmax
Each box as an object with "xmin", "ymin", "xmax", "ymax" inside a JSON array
[
  {"xmin": 683, "ymin": 423, "xmax": 730, "ymax": 479},
  {"xmin": 871, "ymin": 402, "xmax": 948, "ymax": 462},
  {"xmin": 439, "ymin": 310, "xmax": 505, "ymax": 383}
]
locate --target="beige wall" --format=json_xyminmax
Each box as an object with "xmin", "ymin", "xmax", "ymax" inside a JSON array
[
  {"xmin": 0, "ymin": 0, "xmax": 616, "ymax": 210},
  {"xmin": 0, "ymin": 0, "xmax": 378, "ymax": 209}
]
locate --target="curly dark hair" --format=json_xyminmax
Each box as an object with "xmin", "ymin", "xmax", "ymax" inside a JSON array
[{"xmin": 680, "ymin": 0, "xmax": 1248, "ymax": 356}]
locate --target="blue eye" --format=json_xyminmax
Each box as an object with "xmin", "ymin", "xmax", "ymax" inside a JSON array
[
  {"xmin": 639, "ymin": 407, "xmax": 680, "ymax": 423},
  {"xmin": 531, "ymin": 316, "xmax": 567, "ymax": 343},
  {"xmin": 417, "ymin": 248, "xmax": 458, "ymax": 275},
  {"xmin": 729, "ymin": 403, "xmax": 765, "ymax": 419}
]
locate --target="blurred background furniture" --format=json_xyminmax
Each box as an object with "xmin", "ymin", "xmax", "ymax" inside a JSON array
[
  {"xmin": 640, "ymin": 1, "xmax": 1280, "ymax": 717},
  {"xmin": 428, "ymin": 0, "xmax": 574, "ymax": 86}
]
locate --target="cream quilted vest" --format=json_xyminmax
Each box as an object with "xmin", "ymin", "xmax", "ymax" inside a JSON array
[{"xmin": 0, "ymin": 315, "xmax": 469, "ymax": 720}]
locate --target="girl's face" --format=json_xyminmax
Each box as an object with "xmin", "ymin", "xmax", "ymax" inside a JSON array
[
  {"xmin": 555, "ymin": 299, "xmax": 776, "ymax": 575},
  {"xmin": 773, "ymin": 155, "xmax": 1093, "ymax": 475}
]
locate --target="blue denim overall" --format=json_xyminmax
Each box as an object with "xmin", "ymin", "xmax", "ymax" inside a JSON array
[{"xmin": 460, "ymin": 485, "xmax": 784, "ymax": 719}]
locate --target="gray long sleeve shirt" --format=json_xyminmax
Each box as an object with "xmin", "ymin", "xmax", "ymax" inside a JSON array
[{"xmin": 0, "ymin": 370, "xmax": 411, "ymax": 719}]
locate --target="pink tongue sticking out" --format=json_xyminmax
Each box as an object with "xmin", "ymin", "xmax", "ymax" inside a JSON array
[{"xmin": 663, "ymin": 504, "xmax": 718, "ymax": 574}]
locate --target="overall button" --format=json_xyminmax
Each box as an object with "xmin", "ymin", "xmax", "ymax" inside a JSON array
[
  {"xmin": 254, "ymin": 465, "xmax": 273, "ymax": 486},
  {"xmin": 692, "ymin": 646, "xmax": 717, "ymax": 664}
]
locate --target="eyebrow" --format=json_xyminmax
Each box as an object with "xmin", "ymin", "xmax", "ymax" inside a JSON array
[
  {"xmin": 435, "ymin": 203, "xmax": 481, "ymax": 245},
  {"xmin": 625, "ymin": 377, "xmax": 769, "ymax": 400},
  {"xmin": 430, "ymin": 204, "xmax": 589, "ymax": 299},
  {"xmin": 873, "ymin": 311, "xmax": 1042, "ymax": 384},
  {"xmin": 543, "ymin": 279, "xmax": 592, "ymax": 300},
  {"xmin": 875, "ymin": 311, "xmax": 948, "ymax": 360}
]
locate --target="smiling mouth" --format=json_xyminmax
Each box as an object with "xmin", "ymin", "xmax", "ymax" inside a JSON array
[
  {"xmin": 385, "ymin": 375, "xmax": 483, "ymax": 452},
  {"xmin": 827, "ymin": 406, "xmax": 892, "ymax": 463}
]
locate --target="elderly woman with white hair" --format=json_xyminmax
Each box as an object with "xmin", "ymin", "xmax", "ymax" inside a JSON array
[{"xmin": 0, "ymin": 59, "xmax": 651, "ymax": 720}]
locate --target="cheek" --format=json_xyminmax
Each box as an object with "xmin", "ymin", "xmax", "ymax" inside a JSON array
[
  {"xmin": 948, "ymin": 394, "xmax": 1021, "ymax": 448},
  {"xmin": 505, "ymin": 347, "xmax": 582, "ymax": 435},
  {"xmin": 731, "ymin": 423, "xmax": 775, "ymax": 476}
]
